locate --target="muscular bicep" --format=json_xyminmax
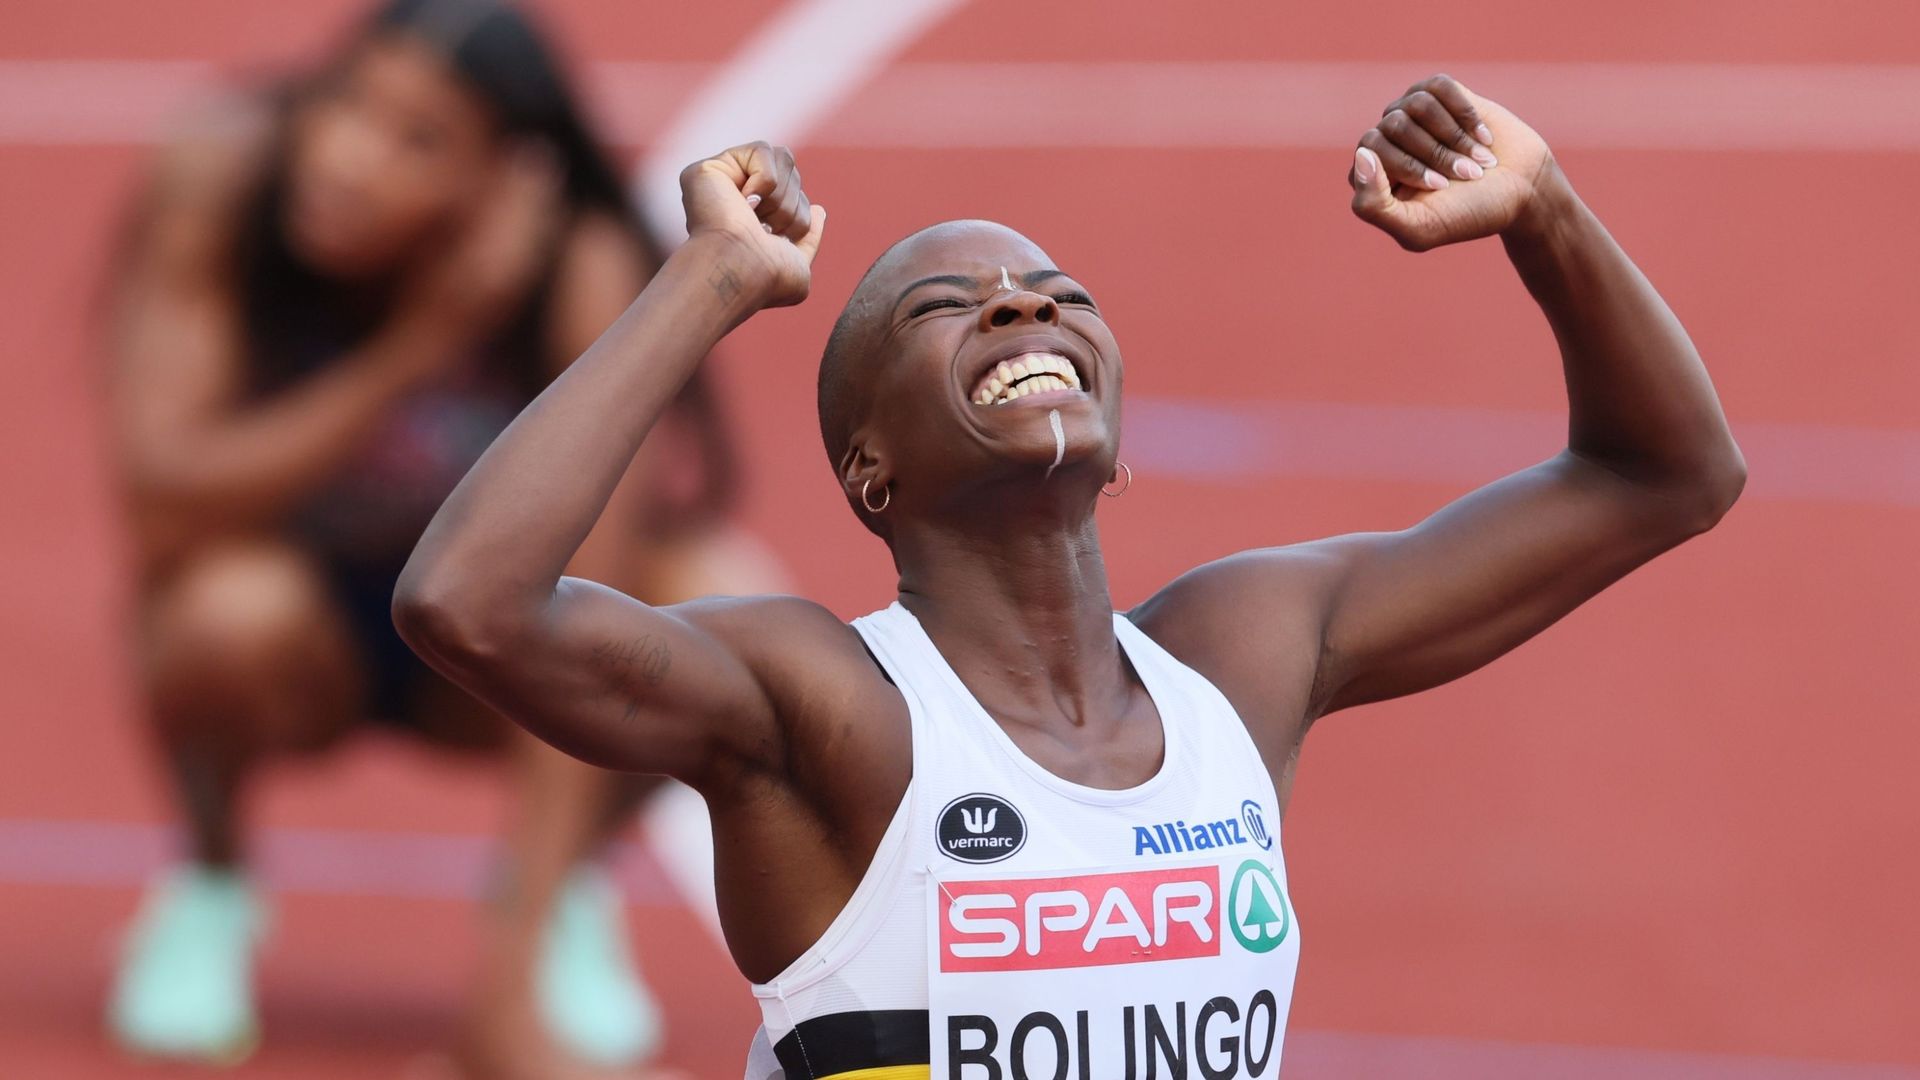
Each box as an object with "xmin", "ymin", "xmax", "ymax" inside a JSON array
[
  {"xmin": 1147, "ymin": 449, "xmax": 1719, "ymax": 736},
  {"xmin": 1307, "ymin": 449, "xmax": 1707, "ymax": 716},
  {"xmin": 402, "ymin": 583, "xmax": 803, "ymax": 785}
]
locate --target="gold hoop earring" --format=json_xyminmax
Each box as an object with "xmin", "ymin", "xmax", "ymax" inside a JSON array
[
  {"xmin": 862, "ymin": 478, "xmax": 891, "ymax": 513},
  {"xmin": 1101, "ymin": 461, "xmax": 1132, "ymax": 498}
]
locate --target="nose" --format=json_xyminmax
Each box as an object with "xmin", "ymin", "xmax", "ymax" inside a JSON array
[
  {"xmin": 312, "ymin": 112, "xmax": 388, "ymax": 201},
  {"xmin": 979, "ymin": 288, "xmax": 1058, "ymax": 331},
  {"xmin": 335, "ymin": 122, "xmax": 389, "ymax": 192}
]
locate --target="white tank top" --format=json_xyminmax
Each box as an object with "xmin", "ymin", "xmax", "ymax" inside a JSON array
[{"xmin": 747, "ymin": 602, "xmax": 1300, "ymax": 1080}]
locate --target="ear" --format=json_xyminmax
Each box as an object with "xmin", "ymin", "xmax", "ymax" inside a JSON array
[{"xmin": 839, "ymin": 437, "xmax": 890, "ymax": 510}]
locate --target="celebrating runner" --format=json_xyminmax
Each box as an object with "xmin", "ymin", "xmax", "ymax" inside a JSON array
[{"xmin": 396, "ymin": 75, "xmax": 1744, "ymax": 1078}]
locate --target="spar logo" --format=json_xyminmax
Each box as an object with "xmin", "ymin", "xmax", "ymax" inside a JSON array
[
  {"xmin": 939, "ymin": 865, "xmax": 1221, "ymax": 972},
  {"xmin": 937, "ymin": 793, "xmax": 1027, "ymax": 864},
  {"xmin": 1227, "ymin": 859, "xmax": 1291, "ymax": 954}
]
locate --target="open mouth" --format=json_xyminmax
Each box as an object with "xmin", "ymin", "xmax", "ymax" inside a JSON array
[{"xmin": 970, "ymin": 351, "xmax": 1085, "ymax": 406}]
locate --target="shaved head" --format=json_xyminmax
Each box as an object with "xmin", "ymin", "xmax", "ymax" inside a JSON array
[
  {"xmin": 810, "ymin": 218, "xmax": 1120, "ymax": 544},
  {"xmin": 816, "ymin": 220, "xmax": 1051, "ymax": 474}
]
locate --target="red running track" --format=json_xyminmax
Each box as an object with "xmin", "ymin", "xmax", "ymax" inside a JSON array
[{"xmin": 2, "ymin": 1, "xmax": 1917, "ymax": 1076}]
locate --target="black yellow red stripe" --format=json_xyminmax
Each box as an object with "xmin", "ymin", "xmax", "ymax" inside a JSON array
[{"xmin": 773, "ymin": 1009, "xmax": 929, "ymax": 1078}]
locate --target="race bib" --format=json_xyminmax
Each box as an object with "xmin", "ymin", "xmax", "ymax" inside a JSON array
[{"xmin": 927, "ymin": 859, "xmax": 1296, "ymax": 1079}]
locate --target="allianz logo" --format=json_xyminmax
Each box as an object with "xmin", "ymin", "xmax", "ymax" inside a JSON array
[{"xmin": 1133, "ymin": 799, "xmax": 1272, "ymax": 856}]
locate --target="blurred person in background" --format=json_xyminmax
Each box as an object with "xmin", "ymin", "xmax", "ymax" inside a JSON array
[{"xmin": 102, "ymin": 0, "xmax": 780, "ymax": 1075}]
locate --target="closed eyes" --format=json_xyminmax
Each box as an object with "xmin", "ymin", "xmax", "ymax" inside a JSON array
[
  {"xmin": 908, "ymin": 291, "xmax": 1097, "ymax": 319},
  {"xmin": 909, "ymin": 297, "xmax": 969, "ymax": 318}
]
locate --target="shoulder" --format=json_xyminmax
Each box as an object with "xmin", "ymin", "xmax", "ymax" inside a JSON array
[
  {"xmin": 1132, "ymin": 543, "xmax": 1350, "ymax": 643},
  {"xmin": 1129, "ymin": 544, "xmax": 1351, "ymax": 736}
]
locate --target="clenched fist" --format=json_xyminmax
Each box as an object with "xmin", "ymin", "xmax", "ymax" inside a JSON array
[
  {"xmin": 680, "ymin": 141, "xmax": 826, "ymax": 309},
  {"xmin": 1349, "ymin": 75, "xmax": 1559, "ymax": 252}
]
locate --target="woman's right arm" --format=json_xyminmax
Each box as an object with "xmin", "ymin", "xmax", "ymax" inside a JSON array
[
  {"xmin": 112, "ymin": 107, "xmax": 538, "ymax": 550},
  {"xmin": 393, "ymin": 144, "xmax": 831, "ymax": 788}
]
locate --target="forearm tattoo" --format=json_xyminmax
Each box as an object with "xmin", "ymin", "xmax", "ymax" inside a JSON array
[{"xmin": 708, "ymin": 263, "xmax": 742, "ymax": 305}]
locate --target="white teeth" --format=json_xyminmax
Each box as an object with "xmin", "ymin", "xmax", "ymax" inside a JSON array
[
  {"xmin": 991, "ymin": 374, "xmax": 1072, "ymax": 404},
  {"xmin": 974, "ymin": 351, "xmax": 1086, "ymax": 405}
]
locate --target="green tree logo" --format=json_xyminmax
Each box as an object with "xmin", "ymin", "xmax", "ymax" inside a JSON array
[{"xmin": 1228, "ymin": 859, "xmax": 1291, "ymax": 953}]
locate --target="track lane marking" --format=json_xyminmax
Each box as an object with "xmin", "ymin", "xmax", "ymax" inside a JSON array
[{"xmin": 6, "ymin": 60, "xmax": 1920, "ymax": 151}]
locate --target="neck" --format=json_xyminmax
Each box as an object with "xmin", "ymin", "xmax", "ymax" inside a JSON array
[{"xmin": 891, "ymin": 499, "xmax": 1126, "ymax": 730}]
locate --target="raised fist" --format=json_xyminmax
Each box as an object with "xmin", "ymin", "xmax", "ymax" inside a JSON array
[
  {"xmin": 1349, "ymin": 75, "xmax": 1557, "ymax": 252},
  {"xmin": 680, "ymin": 141, "xmax": 826, "ymax": 308}
]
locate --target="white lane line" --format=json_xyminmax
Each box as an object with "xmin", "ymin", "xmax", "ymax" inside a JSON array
[
  {"xmin": 817, "ymin": 61, "xmax": 1920, "ymax": 150},
  {"xmin": 0, "ymin": 817, "xmax": 682, "ymax": 904},
  {"xmin": 0, "ymin": 60, "xmax": 215, "ymax": 143},
  {"xmin": 1124, "ymin": 397, "xmax": 1920, "ymax": 505},
  {"xmin": 6, "ymin": 60, "xmax": 1920, "ymax": 152},
  {"xmin": 631, "ymin": 0, "xmax": 969, "ymax": 241}
]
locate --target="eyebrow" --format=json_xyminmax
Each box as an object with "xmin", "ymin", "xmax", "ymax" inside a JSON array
[{"xmin": 893, "ymin": 268, "xmax": 1070, "ymax": 308}]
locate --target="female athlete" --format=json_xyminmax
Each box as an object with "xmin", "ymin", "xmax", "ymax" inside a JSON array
[{"xmin": 397, "ymin": 74, "xmax": 1744, "ymax": 1078}]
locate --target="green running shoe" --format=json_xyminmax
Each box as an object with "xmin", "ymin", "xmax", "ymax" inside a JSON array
[
  {"xmin": 536, "ymin": 865, "xmax": 662, "ymax": 1066},
  {"xmin": 107, "ymin": 864, "xmax": 263, "ymax": 1063}
]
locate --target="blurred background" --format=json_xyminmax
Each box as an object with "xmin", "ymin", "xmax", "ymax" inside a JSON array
[{"xmin": 2, "ymin": 1, "xmax": 1917, "ymax": 1077}]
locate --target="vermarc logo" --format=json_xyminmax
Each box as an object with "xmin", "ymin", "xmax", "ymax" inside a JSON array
[
  {"xmin": 937, "ymin": 793, "xmax": 1027, "ymax": 864},
  {"xmin": 960, "ymin": 806, "xmax": 999, "ymax": 835}
]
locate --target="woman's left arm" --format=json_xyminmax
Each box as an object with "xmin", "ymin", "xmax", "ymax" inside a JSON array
[{"xmin": 1147, "ymin": 76, "xmax": 1746, "ymax": 723}]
